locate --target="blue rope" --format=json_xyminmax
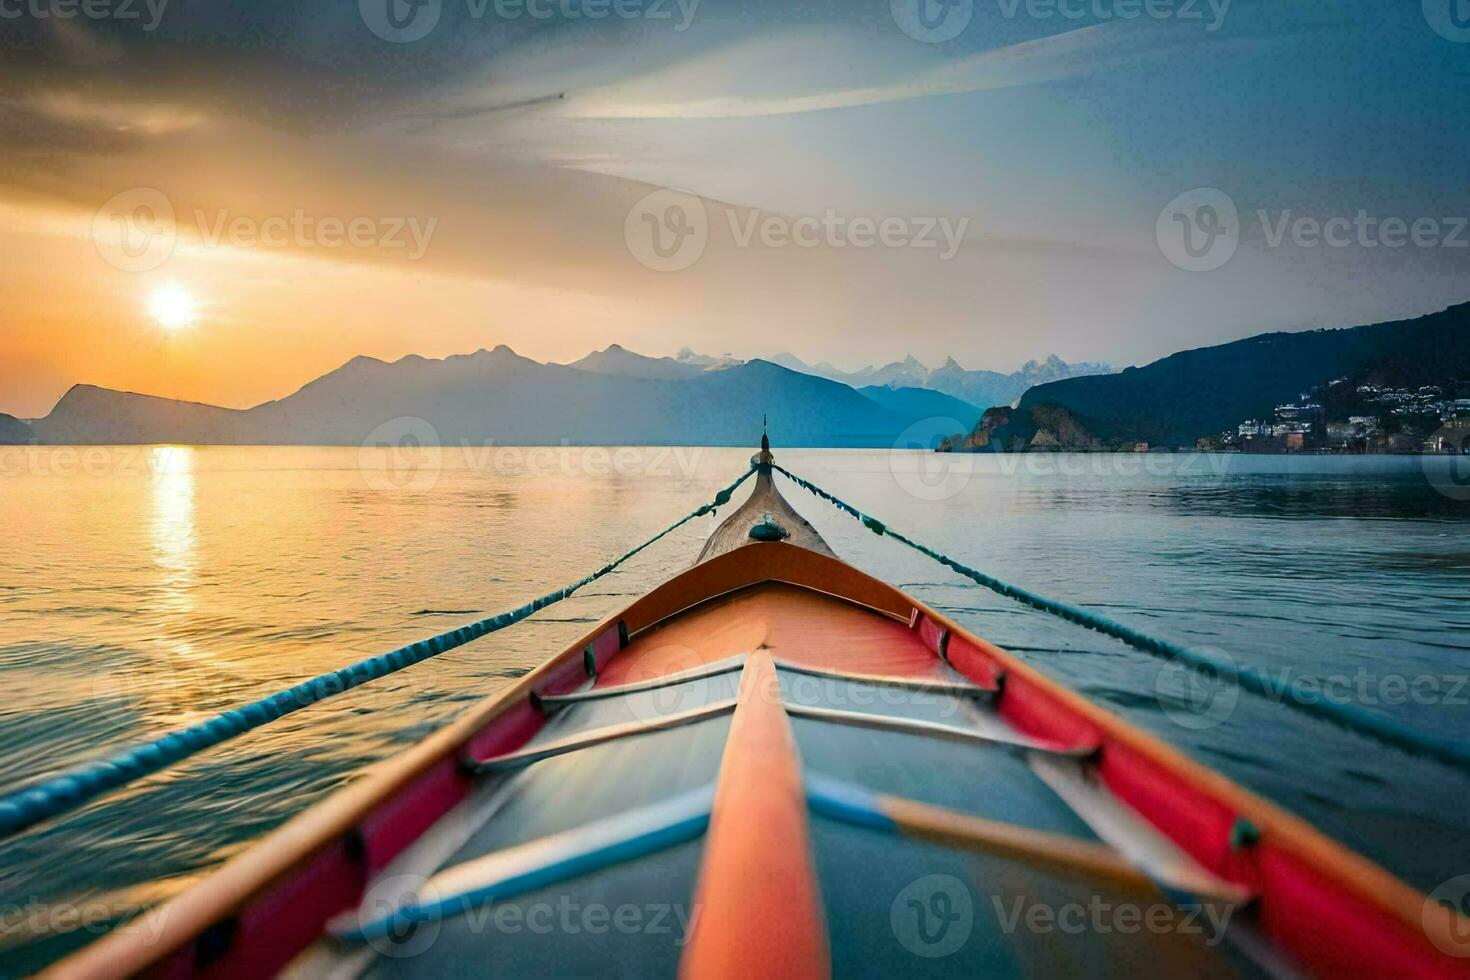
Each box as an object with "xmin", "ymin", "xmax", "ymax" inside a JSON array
[
  {"xmin": 772, "ymin": 464, "xmax": 1470, "ymax": 773},
  {"xmin": 0, "ymin": 466, "xmax": 756, "ymax": 842}
]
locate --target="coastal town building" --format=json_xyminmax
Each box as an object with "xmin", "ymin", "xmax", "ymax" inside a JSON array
[{"xmin": 1224, "ymin": 381, "xmax": 1470, "ymax": 453}]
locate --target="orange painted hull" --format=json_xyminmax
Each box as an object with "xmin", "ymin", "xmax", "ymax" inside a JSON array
[{"xmin": 45, "ymin": 542, "xmax": 1468, "ymax": 979}]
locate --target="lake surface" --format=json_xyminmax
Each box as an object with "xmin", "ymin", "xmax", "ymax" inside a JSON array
[{"xmin": 2, "ymin": 445, "xmax": 1468, "ymax": 968}]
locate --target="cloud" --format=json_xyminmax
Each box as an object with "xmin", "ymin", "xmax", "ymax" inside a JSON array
[
  {"xmin": 422, "ymin": 17, "xmax": 1264, "ymax": 128},
  {"xmin": 24, "ymin": 92, "xmax": 209, "ymax": 135},
  {"xmin": 557, "ymin": 22, "xmax": 1193, "ymax": 119}
]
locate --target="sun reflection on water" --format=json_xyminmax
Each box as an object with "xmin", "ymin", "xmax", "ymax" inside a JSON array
[
  {"xmin": 149, "ymin": 447, "xmax": 196, "ymax": 611},
  {"xmin": 141, "ymin": 447, "xmax": 199, "ymax": 718}
]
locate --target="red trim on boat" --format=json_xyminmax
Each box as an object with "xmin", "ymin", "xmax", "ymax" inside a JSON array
[
  {"xmin": 139, "ymin": 694, "xmax": 565, "ymax": 976},
  {"xmin": 913, "ymin": 612, "xmax": 948, "ymax": 661},
  {"xmin": 938, "ymin": 618, "xmax": 1468, "ymax": 978},
  {"xmin": 585, "ymin": 621, "xmax": 628, "ymax": 676},
  {"xmin": 943, "ymin": 632, "xmax": 1004, "ymax": 691},
  {"xmin": 994, "ymin": 668, "xmax": 1103, "ymax": 751},
  {"xmin": 1252, "ymin": 845, "xmax": 1464, "ymax": 979},
  {"xmin": 359, "ymin": 758, "xmax": 473, "ymax": 874},
  {"xmin": 680, "ymin": 654, "xmax": 830, "ymax": 979},
  {"xmin": 165, "ymin": 839, "xmax": 368, "ymax": 979}
]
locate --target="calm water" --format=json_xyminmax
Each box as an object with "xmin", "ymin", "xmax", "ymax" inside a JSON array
[{"xmin": 2, "ymin": 446, "xmax": 1469, "ymax": 968}]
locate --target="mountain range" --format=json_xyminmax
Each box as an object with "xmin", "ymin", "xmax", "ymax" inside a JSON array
[
  {"xmin": 9, "ymin": 347, "xmax": 988, "ymax": 448},
  {"xmin": 10, "ymin": 301, "xmax": 1465, "ymax": 449},
  {"xmin": 765, "ymin": 352, "xmax": 1113, "ymax": 408}
]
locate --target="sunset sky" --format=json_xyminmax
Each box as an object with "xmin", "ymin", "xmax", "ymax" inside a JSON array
[{"xmin": 2, "ymin": 0, "xmax": 1468, "ymax": 418}]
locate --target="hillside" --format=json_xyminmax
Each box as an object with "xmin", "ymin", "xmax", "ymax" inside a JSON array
[
  {"xmin": 857, "ymin": 385, "xmax": 985, "ymax": 431},
  {"xmin": 0, "ymin": 413, "xmax": 33, "ymax": 444},
  {"xmin": 564, "ymin": 344, "xmax": 704, "ymax": 380},
  {"xmin": 29, "ymin": 352, "xmax": 956, "ymax": 448},
  {"xmin": 1018, "ymin": 303, "xmax": 1470, "ymax": 447},
  {"xmin": 938, "ymin": 404, "xmax": 1098, "ymax": 453},
  {"xmin": 35, "ymin": 387, "xmax": 250, "ymax": 445}
]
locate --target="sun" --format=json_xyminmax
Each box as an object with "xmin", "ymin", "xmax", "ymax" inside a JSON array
[{"xmin": 148, "ymin": 286, "xmax": 197, "ymax": 331}]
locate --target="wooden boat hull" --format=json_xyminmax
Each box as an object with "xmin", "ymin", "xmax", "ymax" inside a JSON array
[{"xmin": 45, "ymin": 469, "xmax": 1468, "ymax": 979}]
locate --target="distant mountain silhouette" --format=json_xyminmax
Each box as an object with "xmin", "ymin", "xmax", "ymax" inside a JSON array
[
  {"xmin": 32, "ymin": 387, "xmax": 246, "ymax": 445},
  {"xmin": 1018, "ymin": 302, "xmax": 1470, "ymax": 446},
  {"xmin": 22, "ymin": 349, "xmax": 980, "ymax": 448},
  {"xmin": 674, "ymin": 347, "xmax": 742, "ymax": 371},
  {"xmin": 858, "ymin": 385, "xmax": 984, "ymax": 432},
  {"xmin": 769, "ymin": 352, "xmax": 928, "ymax": 389},
  {"xmin": 29, "ymin": 305, "xmax": 1463, "ymax": 451},
  {"xmin": 770, "ymin": 351, "xmax": 1111, "ymax": 407},
  {"xmin": 0, "ymin": 412, "xmax": 32, "ymax": 443},
  {"xmin": 564, "ymin": 344, "xmax": 704, "ymax": 380}
]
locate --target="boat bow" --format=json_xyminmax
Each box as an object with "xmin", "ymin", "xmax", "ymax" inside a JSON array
[{"xmin": 41, "ymin": 443, "xmax": 1469, "ymax": 980}]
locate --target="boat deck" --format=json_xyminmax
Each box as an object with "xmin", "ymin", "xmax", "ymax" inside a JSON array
[
  {"xmin": 293, "ymin": 581, "xmax": 1260, "ymax": 979},
  {"xmin": 49, "ymin": 452, "xmax": 1463, "ymax": 979}
]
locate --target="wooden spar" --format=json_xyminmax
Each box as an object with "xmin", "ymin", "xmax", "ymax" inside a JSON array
[{"xmin": 679, "ymin": 653, "xmax": 829, "ymax": 979}]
